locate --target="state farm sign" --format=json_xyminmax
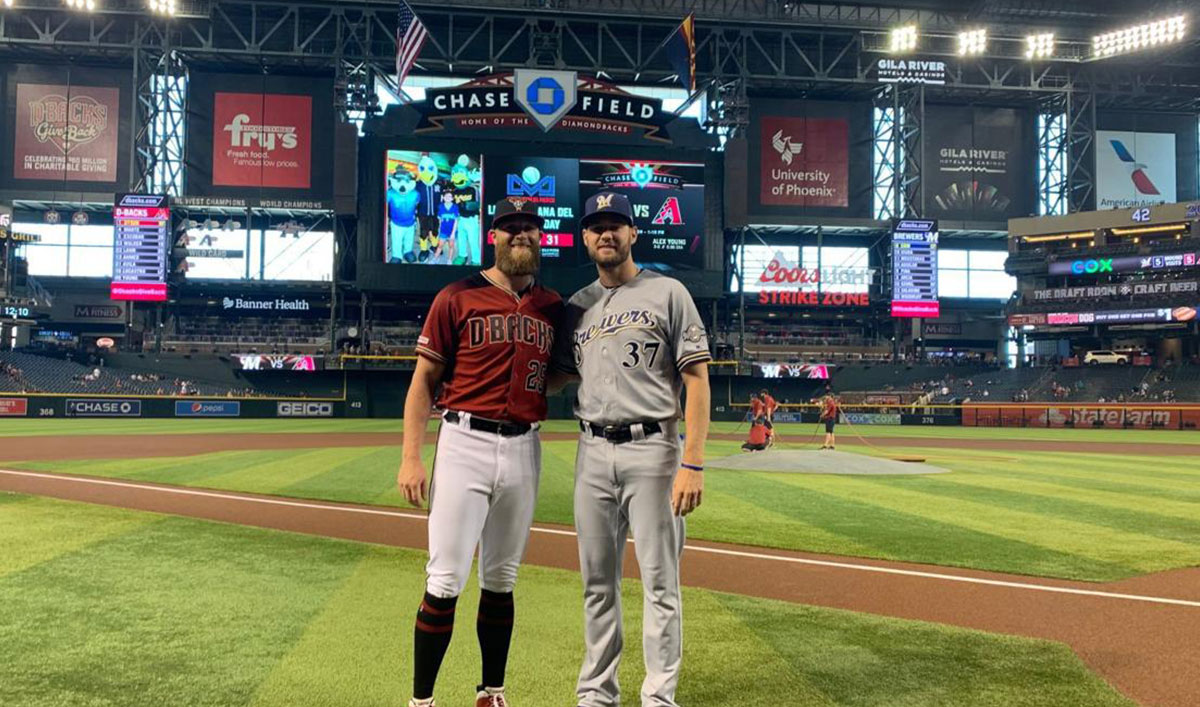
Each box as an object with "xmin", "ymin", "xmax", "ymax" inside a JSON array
[
  {"xmin": 212, "ymin": 92, "xmax": 312, "ymax": 188},
  {"xmin": 754, "ymin": 251, "xmax": 873, "ymax": 306}
]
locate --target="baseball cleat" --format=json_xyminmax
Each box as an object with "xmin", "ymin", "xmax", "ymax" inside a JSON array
[
  {"xmin": 407, "ymin": 699, "xmax": 435, "ymax": 707},
  {"xmin": 475, "ymin": 686, "xmax": 508, "ymax": 707}
]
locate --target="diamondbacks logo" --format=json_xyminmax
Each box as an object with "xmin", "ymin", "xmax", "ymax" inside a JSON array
[
  {"xmin": 506, "ymin": 197, "xmax": 530, "ymax": 210},
  {"xmin": 770, "ymin": 129, "xmax": 803, "ymax": 164},
  {"xmin": 1109, "ymin": 139, "xmax": 1160, "ymax": 196},
  {"xmin": 574, "ymin": 310, "xmax": 657, "ymax": 348},
  {"xmin": 651, "ymin": 197, "xmax": 683, "ymax": 225}
]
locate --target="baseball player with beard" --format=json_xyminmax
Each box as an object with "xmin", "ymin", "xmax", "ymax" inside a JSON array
[
  {"xmin": 397, "ymin": 197, "xmax": 563, "ymax": 707},
  {"xmin": 551, "ymin": 192, "xmax": 711, "ymax": 707}
]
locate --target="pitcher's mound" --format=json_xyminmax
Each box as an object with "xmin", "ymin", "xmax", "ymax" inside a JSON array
[{"xmin": 707, "ymin": 449, "xmax": 949, "ymax": 475}]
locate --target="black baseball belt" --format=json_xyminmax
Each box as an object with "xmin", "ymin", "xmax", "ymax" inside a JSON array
[
  {"xmin": 443, "ymin": 411, "xmax": 533, "ymax": 437},
  {"xmin": 580, "ymin": 420, "xmax": 664, "ymax": 443}
]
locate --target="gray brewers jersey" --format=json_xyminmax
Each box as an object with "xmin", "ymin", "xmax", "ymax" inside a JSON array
[{"xmin": 555, "ymin": 270, "xmax": 711, "ymax": 424}]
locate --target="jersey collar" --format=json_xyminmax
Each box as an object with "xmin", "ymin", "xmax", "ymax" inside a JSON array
[{"xmin": 481, "ymin": 270, "xmax": 534, "ymax": 300}]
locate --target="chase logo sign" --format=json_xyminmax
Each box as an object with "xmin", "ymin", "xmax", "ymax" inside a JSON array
[
  {"xmin": 67, "ymin": 399, "xmax": 141, "ymax": 417},
  {"xmin": 514, "ymin": 69, "xmax": 577, "ymax": 132}
]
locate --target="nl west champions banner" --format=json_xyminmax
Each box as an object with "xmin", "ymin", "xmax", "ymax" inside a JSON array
[
  {"xmin": 186, "ymin": 73, "xmax": 334, "ymax": 205},
  {"xmin": 1095, "ymin": 130, "xmax": 1177, "ymax": 210},
  {"xmin": 922, "ymin": 105, "xmax": 1034, "ymax": 221},
  {"xmin": 0, "ymin": 64, "xmax": 132, "ymax": 190}
]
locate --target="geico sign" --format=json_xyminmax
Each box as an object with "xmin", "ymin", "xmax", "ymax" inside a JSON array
[
  {"xmin": 1070, "ymin": 259, "xmax": 1113, "ymax": 274},
  {"xmin": 277, "ymin": 401, "xmax": 334, "ymax": 417}
]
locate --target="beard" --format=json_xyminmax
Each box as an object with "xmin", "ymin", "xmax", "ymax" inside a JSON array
[
  {"xmin": 497, "ymin": 240, "xmax": 540, "ymax": 276},
  {"xmin": 589, "ymin": 241, "xmax": 632, "ymax": 268}
]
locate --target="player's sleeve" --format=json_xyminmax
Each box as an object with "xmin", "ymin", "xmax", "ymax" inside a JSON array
[
  {"xmin": 415, "ymin": 288, "xmax": 457, "ymax": 365},
  {"xmin": 551, "ymin": 299, "xmax": 581, "ymax": 375},
  {"xmin": 668, "ymin": 281, "xmax": 712, "ymax": 371}
]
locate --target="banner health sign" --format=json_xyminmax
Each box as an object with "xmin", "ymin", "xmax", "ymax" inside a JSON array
[
  {"xmin": 1, "ymin": 64, "xmax": 132, "ymax": 191},
  {"xmin": 175, "ymin": 400, "xmax": 241, "ymax": 417},
  {"xmin": 746, "ymin": 99, "xmax": 872, "ymax": 222},
  {"xmin": 186, "ymin": 72, "xmax": 334, "ymax": 207},
  {"xmin": 923, "ymin": 105, "xmax": 1034, "ymax": 221}
]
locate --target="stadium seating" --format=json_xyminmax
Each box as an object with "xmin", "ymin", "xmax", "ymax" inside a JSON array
[{"xmin": 160, "ymin": 316, "xmax": 329, "ymax": 354}]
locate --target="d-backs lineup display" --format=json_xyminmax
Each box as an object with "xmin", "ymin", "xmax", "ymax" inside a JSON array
[{"xmin": 397, "ymin": 191, "xmax": 711, "ymax": 707}]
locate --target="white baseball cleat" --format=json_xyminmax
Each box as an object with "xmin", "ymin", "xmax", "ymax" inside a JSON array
[{"xmin": 408, "ymin": 699, "xmax": 435, "ymax": 707}]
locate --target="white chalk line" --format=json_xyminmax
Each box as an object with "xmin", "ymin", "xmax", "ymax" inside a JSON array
[{"xmin": 1, "ymin": 468, "xmax": 1197, "ymax": 609}]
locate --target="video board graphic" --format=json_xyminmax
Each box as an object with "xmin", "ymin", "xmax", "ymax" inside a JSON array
[
  {"xmin": 891, "ymin": 219, "xmax": 939, "ymax": 318},
  {"xmin": 579, "ymin": 159, "xmax": 705, "ymax": 270},
  {"xmin": 482, "ymin": 156, "xmax": 580, "ymax": 261},
  {"xmin": 384, "ymin": 150, "xmax": 483, "ymax": 266},
  {"xmin": 111, "ymin": 194, "xmax": 169, "ymax": 301}
]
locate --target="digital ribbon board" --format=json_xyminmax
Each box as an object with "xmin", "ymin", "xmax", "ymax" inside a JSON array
[
  {"xmin": 111, "ymin": 194, "xmax": 169, "ymax": 301},
  {"xmin": 891, "ymin": 219, "xmax": 940, "ymax": 318}
]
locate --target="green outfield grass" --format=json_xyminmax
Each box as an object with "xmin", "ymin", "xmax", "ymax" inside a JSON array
[
  {"xmin": 0, "ymin": 492, "xmax": 1133, "ymax": 707},
  {"xmin": 4, "ymin": 420, "xmax": 1199, "ymax": 582}
]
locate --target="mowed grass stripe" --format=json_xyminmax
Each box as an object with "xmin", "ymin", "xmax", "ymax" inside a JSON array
[
  {"xmin": 694, "ymin": 487, "xmax": 878, "ymax": 558},
  {"xmin": 895, "ymin": 477, "xmax": 1200, "ymax": 550},
  {"xmin": 697, "ymin": 472, "xmax": 1131, "ymax": 580},
  {"xmin": 779, "ymin": 475, "xmax": 1197, "ymax": 573},
  {"xmin": 0, "ymin": 493, "xmax": 157, "ymax": 580},
  {"xmin": 977, "ymin": 465, "xmax": 1200, "ymax": 502},
  {"xmin": 275, "ymin": 447, "xmax": 402, "ymax": 505},
  {"xmin": 934, "ymin": 472, "xmax": 1200, "ymax": 521},
  {"xmin": 0, "ymin": 513, "xmax": 367, "ymax": 707},
  {"xmin": 199, "ymin": 447, "xmax": 375, "ymax": 494}
]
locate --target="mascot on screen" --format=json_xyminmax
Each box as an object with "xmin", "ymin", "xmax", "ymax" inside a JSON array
[
  {"xmin": 387, "ymin": 169, "xmax": 421, "ymax": 263},
  {"xmin": 450, "ymin": 154, "xmax": 481, "ymax": 266},
  {"xmin": 416, "ymin": 154, "xmax": 440, "ymax": 218}
]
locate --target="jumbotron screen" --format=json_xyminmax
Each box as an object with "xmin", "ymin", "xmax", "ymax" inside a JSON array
[
  {"xmin": 381, "ymin": 152, "xmax": 704, "ymax": 270},
  {"xmin": 579, "ymin": 160, "xmax": 705, "ymax": 270}
]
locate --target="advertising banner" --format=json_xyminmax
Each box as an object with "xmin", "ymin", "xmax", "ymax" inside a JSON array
[
  {"xmin": 219, "ymin": 296, "xmax": 319, "ymax": 314},
  {"xmin": 746, "ymin": 99, "xmax": 872, "ymax": 221},
  {"xmin": 175, "ymin": 400, "xmax": 242, "ymax": 417},
  {"xmin": 1030, "ymin": 280, "xmax": 1200, "ymax": 302},
  {"xmin": 845, "ymin": 412, "xmax": 903, "ymax": 425},
  {"xmin": 66, "ymin": 399, "xmax": 142, "ymax": 417},
  {"xmin": 277, "ymin": 400, "xmax": 334, "ymax": 417},
  {"xmin": 1048, "ymin": 251, "xmax": 1198, "ymax": 276},
  {"xmin": 923, "ymin": 106, "xmax": 1034, "ymax": 221},
  {"xmin": 1095, "ymin": 130, "xmax": 1176, "ymax": 210},
  {"xmin": 186, "ymin": 73, "xmax": 334, "ymax": 206},
  {"xmin": 751, "ymin": 249, "xmax": 873, "ymax": 307},
  {"xmin": 236, "ymin": 355, "xmax": 319, "ymax": 371},
  {"xmin": 0, "ymin": 398, "xmax": 28, "ymax": 416},
  {"xmin": 1, "ymin": 65, "xmax": 132, "ymax": 191}
]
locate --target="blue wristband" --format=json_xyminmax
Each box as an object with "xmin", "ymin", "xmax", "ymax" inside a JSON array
[{"xmin": 680, "ymin": 462, "xmax": 704, "ymax": 472}]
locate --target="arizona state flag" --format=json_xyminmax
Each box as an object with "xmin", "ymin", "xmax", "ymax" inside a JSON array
[{"xmin": 665, "ymin": 14, "xmax": 696, "ymax": 93}]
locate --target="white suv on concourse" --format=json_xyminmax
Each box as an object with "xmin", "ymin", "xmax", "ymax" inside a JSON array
[{"xmin": 1084, "ymin": 350, "xmax": 1129, "ymax": 365}]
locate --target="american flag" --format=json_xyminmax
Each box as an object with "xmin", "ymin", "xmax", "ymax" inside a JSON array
[{"xmin": 395, "ymin": 0, "xmax": 427, "ymax": 89}]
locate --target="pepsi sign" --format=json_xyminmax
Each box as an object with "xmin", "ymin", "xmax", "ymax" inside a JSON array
[{"xmin": 175, "ymin": 400, "xmax": 241, "ymax": 417}]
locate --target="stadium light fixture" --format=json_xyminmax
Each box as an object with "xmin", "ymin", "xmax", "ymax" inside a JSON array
[
  {"xmin": 1025, "ymin": 33, "xmax": 1055, "ymax": 59},
  {"xmin": 889, "ymin": 25, "xmax": 918, "ymax": 53},
  {"xmin": 1093, "ymin": 15, "xmax": 1187, "ymax": 58},
  {"xmin": 2, "ymin": 0, "xmax": 13, "ymax": 9},
  {"xmin": 148, "ymin": 0, "xmax": 176, "ymax": 15},
  {"xmin": 64, "ymin": 0, "xmax": 96, "ymax": 10},
  {"xmin": 957, "ymin": 29, "xmax": 987, "ymax": 56}
]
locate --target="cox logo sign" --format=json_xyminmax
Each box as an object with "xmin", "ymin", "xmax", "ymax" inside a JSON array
[
  {"xmin": 1070, "ymin": 258, "xmax": 1113, "ymax": 274},
  {"xmin": 277, "ymin": 401, "xmax": 334, "ymax": 418}
]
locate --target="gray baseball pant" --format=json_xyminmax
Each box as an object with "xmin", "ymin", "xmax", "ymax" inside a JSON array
[{"xmin": 574, "ymin": 422, "xmax": 686, "ymax": 707}]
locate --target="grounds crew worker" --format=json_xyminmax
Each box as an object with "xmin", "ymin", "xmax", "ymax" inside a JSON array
[{"xmin": 551, "ymin": 191, "xmax": 711, "ymax": 707}]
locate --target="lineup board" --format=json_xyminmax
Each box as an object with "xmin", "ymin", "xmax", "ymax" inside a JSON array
[
  {"xmin": 891, "ymin": 219, "xmax": 939, "ymax": 318},
  {"xmin": 111, "ymin": 194, "xmax": 169, "ymax": 301}
]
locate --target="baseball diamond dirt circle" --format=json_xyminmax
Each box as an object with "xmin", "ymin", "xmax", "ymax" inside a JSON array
[{"xmin": 0, "ymin": 429, "xmax": 1198, "ymax": 706}]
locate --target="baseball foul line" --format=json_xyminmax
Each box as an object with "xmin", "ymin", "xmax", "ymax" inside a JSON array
[{"xmin": 3, "ymin": 467, "xmax": 1198, "ymax": 610}]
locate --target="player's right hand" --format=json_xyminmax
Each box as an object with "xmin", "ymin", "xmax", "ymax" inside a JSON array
[{"xmin": 397, "ymin": 458, "xmax": 429, "ymax": 508}]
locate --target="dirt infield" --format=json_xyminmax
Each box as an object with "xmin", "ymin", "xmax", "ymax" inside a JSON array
[
  {"xmin": 1, "ymin": 465, "xmax": 1198, "ymax": 706},
  {"xmin": 3, "ymin": 430, "xmax": 1200, "ymax": 463}
]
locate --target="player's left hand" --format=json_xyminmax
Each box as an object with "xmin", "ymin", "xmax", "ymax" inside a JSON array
[{"xmin": 672, "ymin": 466, "xmax": 704, "ymax": 516}]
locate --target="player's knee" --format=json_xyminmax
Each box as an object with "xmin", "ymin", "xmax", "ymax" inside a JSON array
[
  {"xmin": 426, "ymin": 573, "xmax": 469, "ymax": 599},
  {"xmin": 479, "ymin": 565, "xmax": 519, "ymax": 593}
]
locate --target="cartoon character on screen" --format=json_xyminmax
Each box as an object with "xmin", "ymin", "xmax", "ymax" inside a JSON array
[
  {"xmin": 387, "ymin": 168, "xmax": 421, "ymax": 263},
  {"xmin": 416, "ymin": 154, "xmax": 440, "ymax": 218},
  {"xmin": 418, "ymin": 215, "xmax": 443, "ymax": 264},
  {"xmin": 450, "ymin": 155, "xmax": 482, "ymax": 266},
  {"xmin": 437, "ymin": 185, "xmax": 460, "ymax": 265}
]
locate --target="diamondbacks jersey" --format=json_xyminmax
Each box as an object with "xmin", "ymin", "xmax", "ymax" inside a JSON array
[
  {"xmin": 554, "ymin": 270, "xmax": 710, "ymax": 424},
  {"xmin": 417, "ymin": 272, "xmax": 563, "ymax": 424}
]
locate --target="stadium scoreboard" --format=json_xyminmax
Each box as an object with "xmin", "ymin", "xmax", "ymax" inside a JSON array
[
  {"xmin": 111, "ymin": 194, "xmax": 169, "ymax": 301},
  {"xmin": 891, "ymin": 219, "xmax": 940, "ymax": 318}
]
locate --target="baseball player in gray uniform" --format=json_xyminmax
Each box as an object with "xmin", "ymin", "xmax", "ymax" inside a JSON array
[{"xmin": 551, "ymin": 192, "xmax": 711, "ymax": 707}]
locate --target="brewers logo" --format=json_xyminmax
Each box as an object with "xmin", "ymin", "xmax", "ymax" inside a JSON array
[{"xmin": 594, "ymin": 193, "xmax": 614, "ymax": 210}]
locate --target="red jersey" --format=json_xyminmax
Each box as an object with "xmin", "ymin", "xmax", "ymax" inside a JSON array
[
  {"xmin": 750, "ymin": 397, "xmax": 764, "ymax": 417},
  {"xmin": 763, "ymin": 394, "xmax": 778, "ymax": 416},
  {"xmin": 416, "ymin": 272, "xmax": 563, "ymax": 424},
  {"xmin": 820, "ymin": 397, "xmax": 840, "ymax": 420},
  {"xmin": 747, "ymin": 422, "xmax": 768, "ymax": 445}
]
